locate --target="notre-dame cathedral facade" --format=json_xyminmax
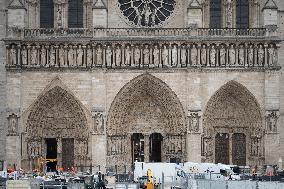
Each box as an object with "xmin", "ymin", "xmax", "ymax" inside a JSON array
[{"xmin": 0, "ymin": 0, "xmax": 283, "ymax": 173}]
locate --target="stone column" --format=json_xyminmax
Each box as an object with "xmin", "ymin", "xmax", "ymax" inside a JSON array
[
  {"xmin": 54, "ymin": 0, "xmax": 68, "ymax": 28},
  {"xmin": 229, "ymin": 133, "xmax": 233, "ymax": 165},
  {"xmin": 144, "ymin": 134, "xmax": 150, "ymax": 163}
]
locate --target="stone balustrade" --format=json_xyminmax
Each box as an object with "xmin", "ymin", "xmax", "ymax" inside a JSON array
[{"xmin": 5, "ymin": 27, "xmax": 278, "ymax": 39}]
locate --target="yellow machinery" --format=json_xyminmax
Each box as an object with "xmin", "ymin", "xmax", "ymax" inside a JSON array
[{"xmin": 145, "ymin": 169, "xmax": 154, "ymax": 189}]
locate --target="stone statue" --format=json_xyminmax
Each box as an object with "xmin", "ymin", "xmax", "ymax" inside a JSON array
[
  {"xmin": 143, "ymin": 4, "xmax": 151, "ymax": 26},
  {"xmin": 115, "ymin": 46, "xmax": 121, "ymax": 67},
  {"xmin": 125, "ymin": 46, "xmax": 131, "ymax": 66},
  {"xmin": 181, "ymin": 46, "xmax": 187, "ymax": 66},
  {"xmin": 106, "ymin": 46, "xmax": 112, "ymax": 67},
  {"xmin": 238, "ymin": 46, "xmax": 245, "ymax": 66},
  {"xmin": 226, "ymin": 0, "xmax": 233, "ymax": 27},
  {"xmin": 68, "ymin": 46, "xmax": 75, "ymax": 67},
  {"xmin": 210, "ymin": 46, "xmax": 216, "ymax": 66},
  {"xmin": 162, "ymin": 45, "xmax": 169, "ymax": 67},
  {"xmin": 96, "ymin": 45, "xmax": 103, "ymax": 66},
  {"xmin": 77, "ymin": 45, "xmax": 83, "ymax": 67},
  {"xmin": 94, "ymin": 113, "xmax": 104, "ymax": 134},
  {"xmin": 56, "ymin": 7, "xmax": 63, "ymax": 27},
  {"xmin": 219, "ymin": 47, "xmax": 226, "ymax": 66},
  {"xmin": 248, "ymin": 45, "xmax": 254, "ymax": 66},
  {"xmin": 8, "ymin": 114, "xmax": 18, "ymax": 135},
  {"xmin": 143, "ymin": 45, "xmax": 150, "ymax": 66},
  {"xmin": 153, "ymin": 45, "xmax": 160, "ymax": 67},
  {"xmin": 21, "ymin": 47, "xmax": 27, "ymax": 65},
  {"xmin": 134, "ymin": 46, "xmax": 140, "ymax": 67},
  {"xmin": 171, "ymin": 45, "xmax": 178, "ymax": 67},
  {"xmin": 266, "ymin": 111, "xmax": 279, "ymax": 133},
  {"xmin": 40, "ymin": 46, "xmax": 46, "ymax": 66},
  {"xmin": 10, "ymin": 46, "xmax": 17, "ymax": 65},
  {"xmin": 49, "ymin": 46, "xmax": 56, "ymax": 67},
  {"xmin": 86, "ymin": 46, "xmax": 92, "ymax": 67},
  {"xmin": 258, "ymin": 46, "xmax": 264, "ymax": 66},
  {"xmin": 201, "ymin": 46, "xmax": 207, "ymax": 66},
  {"xmin": 58, "ymin": 47, "xmax": 65, "ymax": 66},
  {"xmin": 30, "ymin": 46, "xmax": 37, "ymax": 66},
  {"xmin": 229, "ymin": 45, "xmax": 235, "ymax": 65},
  {"xmin": 191, "ymin": 46, "xmax": 198, "ymax": 65},
  {"xmin": 268, "ymin": 46, "xmax": 277, "ymax": 66}
]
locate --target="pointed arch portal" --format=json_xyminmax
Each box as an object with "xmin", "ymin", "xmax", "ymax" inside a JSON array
[
  {"xmin": 25, "ymin": 86, "xmax": 91, "ymax": 171},
  {"xmin": 106, "ymin": 74, "xmax": 186, "ymax": 170},
  {"xmin": 203, "ymin": 81, "xmax": 263, "ymax": 166}
]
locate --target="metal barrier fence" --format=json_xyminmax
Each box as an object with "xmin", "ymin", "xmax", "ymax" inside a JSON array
[{"xmin": 188, "ymin": 179, "xmax": 284, "ymax": 189}]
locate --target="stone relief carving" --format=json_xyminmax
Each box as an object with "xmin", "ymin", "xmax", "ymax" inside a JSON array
[
  {"xmin": 93, "ymin": 111, "xmax": 104, "ymax": 134},
  {"xmin": 188, "ymin": 111, "xmax": 201, "ymax": 133},
  {"xmin": 26, "ymin": 86, "xmax": 90, "ymax": 167},
  {"xmin": 7, "ymin": 114, "xmax": 18, "ymax": 136},
  {"xmin": 265, "ymin": 110, "xmax": 279, "ymax": 133},
  {"xmin": 6, "ymin": 42, "xmax": 278, "ymax": 69}
]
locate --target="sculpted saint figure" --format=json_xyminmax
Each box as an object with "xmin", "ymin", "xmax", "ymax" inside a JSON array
[
  {"xmin": 77, "ymin": 45, "xmax": 83, "ymax": 67},
  {"xmin": 125, "ymin": 46, "xmax": 131, "ymax": 66},
  {"xmin": 86, "ymin": 46, "xmax": 92, "ymax": 67},
  {"xmin": 106, "ymin": 46, "xmax": 112, "ymax": 67},
  {"xmin": 96, "ymin": 45, "xmax": 103, "ymax": 66},
  {"xmin": 58, "ymin": 47, "xmax": 65, "ymax": 66},
  {"xmin": 171, "ymin": 45, "xmax": 178, "ymax": 67},
  {"xmin": 201, "ymin": 46, "xmax": 207, "ymax": 66},
  {"xmin": 210, "ymin": 46, "xmax": 216, "ymax": 66},
  {"xmin": 181, "ymin": 46, "xmax": 187, "ymax": 66},
  {"xmin": 30, "ymin": 46, "xmax": 37, "ymax": 65},
  {"xmin": 40, "ymin": 46, "xmax": 46, "ymax": 66},
  {"xmin": 49, "ymin": 46, "xmax": 56, "ymax": 67},
  {"xmin": 10, "ymin": 46, "xmax": 17, "ymax": 65},
  {"xmin": 115, "ymin": 46, "xmax": 121, "ymax": 67},
  {"xmin": 134, "ymin": 46, "xmax": 140, "ymax": 67},
  {"xmin": 268, "ymin": 46, "xmax": 277, "ymax": 66},
  {"xmin": 191, "ymin": 46, "xmax": 198, "ymax": 65},
  {"xmin": 238, "ymin": 46, "xmax": 245, "ymax": 66},
  {"xmin": 68, "ymin": 46, "xmax": 75, "ymax": 67},
  {"xmin": 162, "ymin": 45, "xmax": 169, "ymax": 67},
  {"xmin": 258, "ymin": 46, "xmax": 264, "ymax": 66},
  {"xmin": 22, "ymin": 47, "xmax": 27, "ymax": 65},
  {"xmin": 229, "ymin": 45, "xmax": 235, "ymax": 65},
  {"xmin": 153, "ymin": 45, "xmax": 159, "ymax": 67},
  {"xmin": 219, "ymin": 47, "xmax": 226, "ymax": 66},
  {"xmin": 143, "ymin": 45, "xmax": 150, "ymax": 66},
  {"xmin": 248, "ymin": 45, "xmax": 254, "ymax": 66}
]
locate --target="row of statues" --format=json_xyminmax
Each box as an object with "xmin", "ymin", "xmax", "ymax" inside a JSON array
[{"xmin": 7, "ymin": 43, "xmax": 278, "ymax": 68}]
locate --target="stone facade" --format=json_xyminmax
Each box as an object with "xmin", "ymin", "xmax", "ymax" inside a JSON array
[{"xmin": 0, "ymin": 0, "xmax": 284, "ymax": 173}]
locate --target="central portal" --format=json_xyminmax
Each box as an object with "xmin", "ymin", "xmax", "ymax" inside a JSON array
[{"xmin": 149, "ymin": 133, "xmax": 163, "ymax": 162}]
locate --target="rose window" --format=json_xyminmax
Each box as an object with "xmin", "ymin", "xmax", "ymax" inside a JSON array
[{"xmin": 118, "ymin": 0, "xmax": 176, "ymax": 27}]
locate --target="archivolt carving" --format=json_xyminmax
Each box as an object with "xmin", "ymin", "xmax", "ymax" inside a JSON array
[
  {"xmin": 203, "ymin": 81, "xmax": 263, "ymax": 165},
  {"xmin": 107, "ymin": 74, "xmax": 186, "ymax": 136},
  {"xmin": 25, "ymin": 86, "xmax": 90, "ymax": 169}
]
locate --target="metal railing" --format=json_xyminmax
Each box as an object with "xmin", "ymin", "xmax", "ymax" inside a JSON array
[{"xmin": 6, "ymin": 27, "xmax": 278, "ymax": 39}]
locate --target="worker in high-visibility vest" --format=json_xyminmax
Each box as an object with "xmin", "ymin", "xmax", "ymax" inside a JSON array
[{"xmin": 145, "ymin": 169, "xmax": 154, "ymax": 189}]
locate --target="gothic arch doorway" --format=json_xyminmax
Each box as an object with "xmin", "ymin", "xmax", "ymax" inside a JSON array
[
  {"xmin": 24, "ymin": 86, "xmax": 91, "ymax": 171},
  {"xmin": 106, "ymin": 74, "xmax": 186, "ymax": 171},
  {"xmin": 203, "ymin": 81, "xmax": 263, "ymax": 166}
]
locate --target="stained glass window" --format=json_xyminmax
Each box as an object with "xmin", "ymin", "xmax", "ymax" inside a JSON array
[
  {"xmin": 236, "ymin": 0, "xmax": 249, "ymax": 28},
  {"xmin": 118, "ymin": 0, "xmax": 176, "ymax": 27},
  {"xmin": 210, "ymin": 0, "xmax": 222, "ymax": 28},
  {"xmin": 40, "ymin": 0, "xmax": 54, "ymax": 28},
  {"xmin": 68, "ymin": 0, "xmax": 83, "ymax": 28}
]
